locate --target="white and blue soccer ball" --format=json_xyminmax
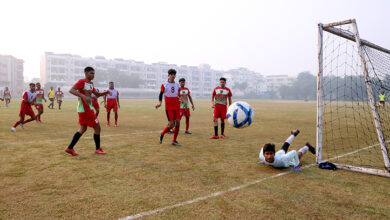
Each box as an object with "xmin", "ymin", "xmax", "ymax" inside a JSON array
[{"xmin": 226, "ymin": 101, "xmax": 254, "ymax": 128}]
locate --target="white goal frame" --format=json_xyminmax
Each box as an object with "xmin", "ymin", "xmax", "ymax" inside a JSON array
[{"xmin": 316, "ymin": 19, "xmax": 390, "ymax": 177}]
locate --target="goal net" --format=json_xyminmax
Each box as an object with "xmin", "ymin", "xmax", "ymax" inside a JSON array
[{"xmin": 317, "ymin": 19, "xmax": 390, "ymax": 177}]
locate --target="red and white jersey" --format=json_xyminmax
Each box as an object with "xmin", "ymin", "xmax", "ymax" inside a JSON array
[
  {"xmin": 161, "ymin": 81, "xmax": 180, "ymax": 110},
  {"xmin": 106, "ymin": 88, "xmax": 119, "ymax": 99},
  {"xmin": 212, "ymin": 86, "xmax": 232, "ymax": 105},
  {"xmin": 55, "ymin": 91, "xmax": 64, "ymax": 97},
  {"xmin": 4, "ymin": 90, "xmax": 11, "ymax": 98},
  {"xmin": 74, "ymin": 79, "xmax": 96, "ymax": 113},
  {"xmin": 178, "ymin": 87, "xmax": 190, "ymax": 109},
  {"xmin": 22, "ymin": 90, "xmax": 37, "ymax": 105}
]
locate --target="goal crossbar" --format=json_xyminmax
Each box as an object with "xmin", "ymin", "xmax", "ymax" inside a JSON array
[{"xmin": 321, "ymin": 25, "xmax": 390, "ymax": 55}]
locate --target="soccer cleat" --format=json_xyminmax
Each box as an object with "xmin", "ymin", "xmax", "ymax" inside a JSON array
[
  {"xmin": 185, "ymin": 130, "xmax": 192, "ymax": 134},
  {"xmin": 291, "ymin": 129, "xmax": 300, "ymax": 136},
  {"xmin": 209, "ymin": 135, "xmax": 219, "ymax": 139},
  {"xmin": 160, "ymin": 134, "xmax": 164, "ymax": 144},
  {"xmin": 220, "ymin": 134, "xmax": 226, "ymax": 139},
  {"xmin": 306, "ymin": 142, "xmax": 316, "ymax": 154},
  {"xmin": 95, "ymin": 148, "xmax": 107, "ymax": 154},
  {"xmin": 293, "ymin": 166, "xmax": 302, "ymax": 172},
  {"xmin": 65, "ymin": 148, "xmax": 79, "ymax": 156},
  {"xmin": 11, "ymin": 127, "xmax": 16, "ymax": 132},
  {"xmin": 172, "ymin": 141, "xmax": 182, "ymax": 146}
]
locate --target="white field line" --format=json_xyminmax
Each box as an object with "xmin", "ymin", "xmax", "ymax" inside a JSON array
[{"xmin": 119, "ymin": 143, "xmax": 382, "ymax": 220}]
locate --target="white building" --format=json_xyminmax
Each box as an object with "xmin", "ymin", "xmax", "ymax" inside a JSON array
[
  {"xmin": 265, "ymin": 75, "xmax": 295, "ymax": 93},
  {"xmin": 224, "ymin": 68, "xmax": 266, "ymax": 97},
  {"xmin": 41, "ymin": 52, "xmax": 265, "ymax": 98},
  {"xmin": 0, "ymin": 55, "xmax": 24, "ymax": 96}
]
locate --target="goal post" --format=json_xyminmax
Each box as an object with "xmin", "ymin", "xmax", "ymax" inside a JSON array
[{"xmin": 317, "ymin": 19, "xmax": 390, "ymax": 177}]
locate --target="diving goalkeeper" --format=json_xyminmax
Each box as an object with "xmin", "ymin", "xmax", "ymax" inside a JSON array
[{"xmin": 259, "ymin": 129, "xmax": 316, "ymax": 171}]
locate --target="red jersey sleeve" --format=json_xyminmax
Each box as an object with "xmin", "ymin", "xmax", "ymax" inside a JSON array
[
  {"xmin": 212, "ymin": 88, "xmax": 216, "ymax": 96},
  {"xmin": 74, "ymin": 79, "xmax": 84, "ymax": 90},
  {"xmin": 188, "ymin": 89, "xmax": 190, "ymax": 95},
  {"xmin": 22, "ymin": 92, "xmax": 27, "ymax": 101},
  {"xmin": 228, "ymin": 88, "xmax": 232, "ymax": 97},
  {"xmin": 160, "ymin": 84, "xmax": 165, "ymax": 93}
]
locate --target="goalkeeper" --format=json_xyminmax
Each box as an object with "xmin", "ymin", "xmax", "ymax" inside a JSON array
[{"xmin": 259, "ymin": 129, "xmax": 315, "ymax": 171}]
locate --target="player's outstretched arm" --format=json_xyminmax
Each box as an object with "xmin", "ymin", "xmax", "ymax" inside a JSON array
[
  {"xmin": 188, "ymin": 94, "xmax": 195, "ymax": 110},
  {"xmin": 156, "ymin": 91, "xmax": 163, "ymax": 109},
  {"xmin": 43, "ymin": 92, "xmax": 47, "ymax": 102},
  {"xmin": 117, "ymin": 95, "xmax": 120, "ymax": 108}
]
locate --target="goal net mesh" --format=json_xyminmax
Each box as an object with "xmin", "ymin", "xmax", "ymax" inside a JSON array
[{"xmin": 320, "ymin": 23, "xmax": 390, "ymax": 171}]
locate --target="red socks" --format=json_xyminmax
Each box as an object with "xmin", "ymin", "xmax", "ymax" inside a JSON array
[
  {"xmin": 161, "ymin": 126, "xmax": 170, "ymax": 136},
  {"xmin": 13, "ymin": 122, "xmax": 20, "ymax": 128},
  {"xmin": 22, "ymin": 118, "xmax": 34, "ymax": 124}
]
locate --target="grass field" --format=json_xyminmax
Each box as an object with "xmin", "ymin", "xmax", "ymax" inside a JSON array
[{"xmin": 0, "ymin": 99, "xmax": 389, "ymax": 219}]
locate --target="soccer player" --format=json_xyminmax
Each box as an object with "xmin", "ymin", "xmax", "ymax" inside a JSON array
[
  {"xmin": 258, "ymin": 130, "xmax": 316, "ymax": 171},
  {"xmin": 178, "ymin": 78, "xmax": 195, "ymax": 134},
  {"xmin": 65, "ymin": 67, "xmax": 110, "ymax": 156},
  {"xmin": 48, "ymin": 87, "xmax": 55, "ymax": 109},
  {"xmin": 11, "ymin": 83, "xmax": 37, "ymax": 131},
  {"xmin": 3, "ymin": 87, "xmax": 11, "ymax": 108},
  {"xmin": 379, "ymin": 91, "xmax": 386, "ymax": 108},
  {"xmin": 210, "ymin": 77, "xmax": 232, "ymax": 139},
  {"xmin": 55, "ymin": 87, "xmax": 64, "ymax": 110},
  {"xmin": 34, "ymin": 82, "xmax": 47, "ymax": 123},
  {"xmin": 91, "ymin": 88, "xmax": 100, "ymax": 117},
  {"xmin": 156, "ymin": 69, "xmax": 182, "ymax": 146},
  {"xmin": 104, "ymin": 82, "xmax": 120, "ymax": 127}
]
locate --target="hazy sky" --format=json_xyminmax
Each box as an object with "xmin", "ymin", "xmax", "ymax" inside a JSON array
[{"xmin": 1, "ymin": 0, "xmax": 389, "ymax": 81}]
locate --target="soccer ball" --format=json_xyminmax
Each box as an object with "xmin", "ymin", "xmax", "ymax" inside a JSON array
[{"xmin": 226, "ymin": 101, "xmax": 254, "ymax": 128}]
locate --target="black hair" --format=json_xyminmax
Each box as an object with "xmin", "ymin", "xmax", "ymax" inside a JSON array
[
  {"xmin": 179, "ymin": 78, "xmax": 185, "ymax": 82},
  {"xmin": 220, "ymin": 77, "xmax": 227, "ymax": 82},
  {"xmin": 29, "ymin": 83, "xmax": 35, "ymax": 86},
  {"xmin": 168, "ymin": 69, "xmax": 177, "ymax": 75},
  {"xmin": 109, "ymin": 81, "xmax": 114, "ymax": 84},
  {"xmin": 84, "ymin": 66, "xmax": 95, "ymax": 73},
  {"xmin": 36, "ymin": 82, "xmax": 40, "ymax": 84},
  {"xmin": 263, "ymin": 143, "xmax": 275, "ymax": 153}
]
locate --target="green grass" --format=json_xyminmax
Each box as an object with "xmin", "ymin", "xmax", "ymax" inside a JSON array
[{"xmin": 0, "ymin": 99, "xmax": 389, "ymax": 219}]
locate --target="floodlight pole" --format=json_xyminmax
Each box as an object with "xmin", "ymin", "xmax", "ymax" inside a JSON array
[
  {"xmin": 316, "ymin": 23, "xmax": 324, "ymax": 164},
  {"xmin": 351, "ymin": 19, "xmax": 390, "ymax": 171}
]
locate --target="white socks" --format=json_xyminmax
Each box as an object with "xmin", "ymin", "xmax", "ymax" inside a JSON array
[
  {"xmin": 298, "ymin": 146, "xmax": 309, "ymax": 155},
  {"xmin": 285, "ymin": 135, "xmax": 295, "ymax": 145}
]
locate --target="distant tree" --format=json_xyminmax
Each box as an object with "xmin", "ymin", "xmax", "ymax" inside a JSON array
[{"xmin": 278, "ymin": 71, "xmax": 316, "ymax": 100}]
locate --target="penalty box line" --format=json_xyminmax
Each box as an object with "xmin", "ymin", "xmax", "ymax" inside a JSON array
[{"xmin": 119, "ymin": 143, "xmax": 381, "ymax": 220}]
